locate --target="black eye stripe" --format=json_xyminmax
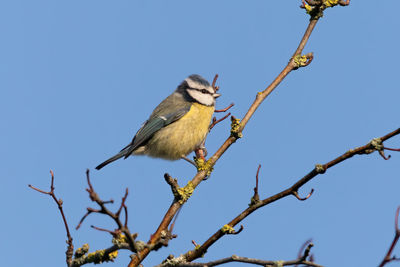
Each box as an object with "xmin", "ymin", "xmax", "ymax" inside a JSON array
[{"xmin": 188, "ymin": 87, "xmax": 212, "ymax": 94}]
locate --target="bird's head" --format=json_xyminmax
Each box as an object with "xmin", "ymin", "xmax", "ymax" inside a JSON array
[{"xmin": 180, "ymin": 74, "xmax": 220, "ymax": 106}]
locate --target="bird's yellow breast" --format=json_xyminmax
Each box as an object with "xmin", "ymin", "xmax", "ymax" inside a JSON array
[{"xmin": 143, "ymin": 103, "xmax": 214, "ymax": 160}]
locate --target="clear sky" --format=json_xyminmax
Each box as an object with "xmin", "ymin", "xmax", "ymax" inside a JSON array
[{"xmin": 1, "ymin": 1, "xmax": 400, "ymax": 266}]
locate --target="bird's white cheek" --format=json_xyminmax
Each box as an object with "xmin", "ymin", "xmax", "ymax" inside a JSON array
[{"xmin": 187, "ymin": 90, "xmax": 214, "ymax": 106}]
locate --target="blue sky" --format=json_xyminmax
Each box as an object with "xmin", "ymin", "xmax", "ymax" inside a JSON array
[{"xmin": 1, "ymin": 1, "xmax": 400, "ymax": 266}]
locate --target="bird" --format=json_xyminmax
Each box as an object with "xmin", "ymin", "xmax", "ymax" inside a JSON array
[{"xmin": 95, "ymin": 74, "xmax": 220, "ymax": 170}]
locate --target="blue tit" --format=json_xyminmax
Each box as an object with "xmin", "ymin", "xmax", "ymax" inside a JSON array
[{"xmin": 95, "ymin": 74, "xmax": 220, "ymax": 170}]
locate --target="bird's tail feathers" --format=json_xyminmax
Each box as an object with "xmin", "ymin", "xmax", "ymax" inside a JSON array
[{"xmin": 95, "ymin": 150, "xmax": 126, "ymax": 170}]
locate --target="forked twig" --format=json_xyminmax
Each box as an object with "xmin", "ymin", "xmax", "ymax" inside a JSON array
[
  {"xmin": 28, "ymin": 170, "xmax": 74, "ymax": 266},
  {"xmin": 76, "ymin": 169, "xmax": 138, "ymax": 253},
  {"xmin": 209, "ymin": 113, "xmax": 231, "ymax": 131}
]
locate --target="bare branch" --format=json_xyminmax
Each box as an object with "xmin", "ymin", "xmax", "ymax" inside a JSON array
[
  {"xmin": 209, "ymin": 113, "xmax": 231, "ymax": 131},
  {"xmin": 379, "ymin": 150, "xmax": 391, "ymax": 160},
  {"xmin": 182, "ymin": 128, "xmax": 400, "ymax": 263},
  {"xmin": 215, "ymin": 103, "xmax": 234, "ymax": 113},
  {"xmin": 91, "ymin": 225, "xmax": 119, "ymax": 236},
  {"xmin": 293, "ymin": 188, "xmax": 314, "ymax": 201},
  {"xmin": 76, "ymin": 169, "xmax": 138, "ymax": 253},
  {"xmin": 380, "ymin": 146, "xmax": 400, "ymax": 160},
  {"xmin": 115, "ymin": 188, "xmax": 129, "ymax": 218},
  {"xmin": 70, "ymin": 243, "xmax": 129, "ymax": 267},
  {"xmin": 191, "ymin": 240, "xmax": 200, "ymax": 248},
  {"xmin": 296, "ymin": 239, "xmax": 314, "ymax": 264},
  {"xmin": 230, "ymin": 225, "xmax": 244, "ymax": 235},
  {"xmin": 163, "ymin": 246, "xmax": 322, "ymax": 267},
  {"xmin": 211, "ymin": 74, "xmax": 219, "ymax": 91},
  {"xmin": 164, "ymin": 173, "xmax": 180, "ymax": 198},
  {"xmin": 383, "ymin": 146, "xmax": 400, "ymax": 152},
  {"xmin": 173, "ymin": 256, "xmax": 322, "ymax": 267},
  {"xmin": 159, "ymin": 241, "xmax": 320, "ymax": 267},
  {"xmin": 28, "ymin": 170, "xmax": 74, "ymax": 266},
  {"xmin": 249, "ymin": 165, "xmax": 261, "ymax": 206},
  {"xmin": 379, "ymin": 206, "xmax": 400, "ymax": 267}
]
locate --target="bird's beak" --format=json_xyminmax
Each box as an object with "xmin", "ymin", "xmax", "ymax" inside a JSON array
[{"xmin": 213, "ymin": 93, "xmax": 221, "ymax": 98}]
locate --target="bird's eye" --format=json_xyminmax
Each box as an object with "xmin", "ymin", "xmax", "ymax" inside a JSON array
[{"xmin": 201, "ymin": 89, "xmax": 208, "ymax": 94}]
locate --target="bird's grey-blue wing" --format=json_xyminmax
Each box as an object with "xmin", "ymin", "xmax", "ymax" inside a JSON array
[{"xmin": 122, "ymin": 105, "xmax": 192, "ymax": 158}]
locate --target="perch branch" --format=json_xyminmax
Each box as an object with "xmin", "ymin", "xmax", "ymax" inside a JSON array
[{"xmin": 128, "ymin": 3, "xmax": 349, "ymax": 266}]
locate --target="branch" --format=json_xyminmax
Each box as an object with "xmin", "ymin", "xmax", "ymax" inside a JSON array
[
  {"xmin": 28, "ymin": 170, "xmax": 74, "ymax": 266},
  {"xmin": 172, "ymin": 255, "xmax": 322, "ymax": 267},
  {"xmin": 296, "ymin": 239, "xmax": 315, "ymax": 265},
  {"xmin": 209, "ymin": 112, "xmax": 231, "ymax": 131},
  {"xmin": 159, "ymin": 243, "xmax": 321, "ymax": 267},
  {"xmin": 128, "ymin": 3, "xmax": 349, "ymax": 266},
  {"xmin": 182, "ymin": 128, "xmax": 400, "ymax": 262},
  {"xmin": 70, "ymin": 243, "xmax": 129, "ymax": 267},
  {"xmin": 215, "ymin": 103, "xmax": 234, "ymax": 113},
  {"xmin": 378, "ymin": 206, "xmax": 400, "ymax": 267},
  {"xmin": 211, "ymin": 74, "xmax": 220, "ymax": 92},
  {"xmin": 76, "ymin": 169, "xmax": 138, "ymax": 253},
  {"xmin": 249, "ymin": 164, "xmax": 261, "ymax": 206}
]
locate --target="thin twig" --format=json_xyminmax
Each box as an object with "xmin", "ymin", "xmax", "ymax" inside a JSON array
[
  {"xmin": 28, "ymin": 170, "xmax": 74, "ymax": 266},
  {"xmin": 116, "ymin": 188, "xmax": 129, "ymax": 218},
  {"xmin": 229, "ymin": 225, "xmax": 244, "ymax": 235},
  {"xmin": 296, "ymin": 239, "xmax": 313, "ymax": 264},
  {"xmin": 383, "ymin": 147, "xmax": 400, "ymax": 152},
  {"xmin": 77, "ymin": 169, "xmax": 138, "ymax": 253},
  {"xmin": 215, "ymin": 103, "xmax": 234, "ymax": 113},
  {"xmin": 293, "ymin": 188, "xmax": 314, "ymax": 201},
  {"xmin": 209, "ymin": 113, "xmax": 231, "ymax": 131},
  {"xmin": 211, "ymin": 74, "xmax": 219, "ymax": 91},
  {"xmin": 76, "ymin": 208, "xmax": 97, "ymax": 230},
  {"xmin": 249, "ymin": 165, "xmax": 261, "ymax": 206},
  {"xmin": 379, "ymin": 206, "xmax": 400, "ymax": 267},
  {"xmin": 254, "ymin": 165, "xmax": 260, "ymax": 197},
  {"xmin": 300, "ymin": 243, "xmax": 314, "ymax": 262},
  {"xmin": 91, "ymin": 225, "xmax": 119, "ymax": 236},
  {"xmin": 379, "ymin": 150, "xmax": 391, "ymax": 160}
]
